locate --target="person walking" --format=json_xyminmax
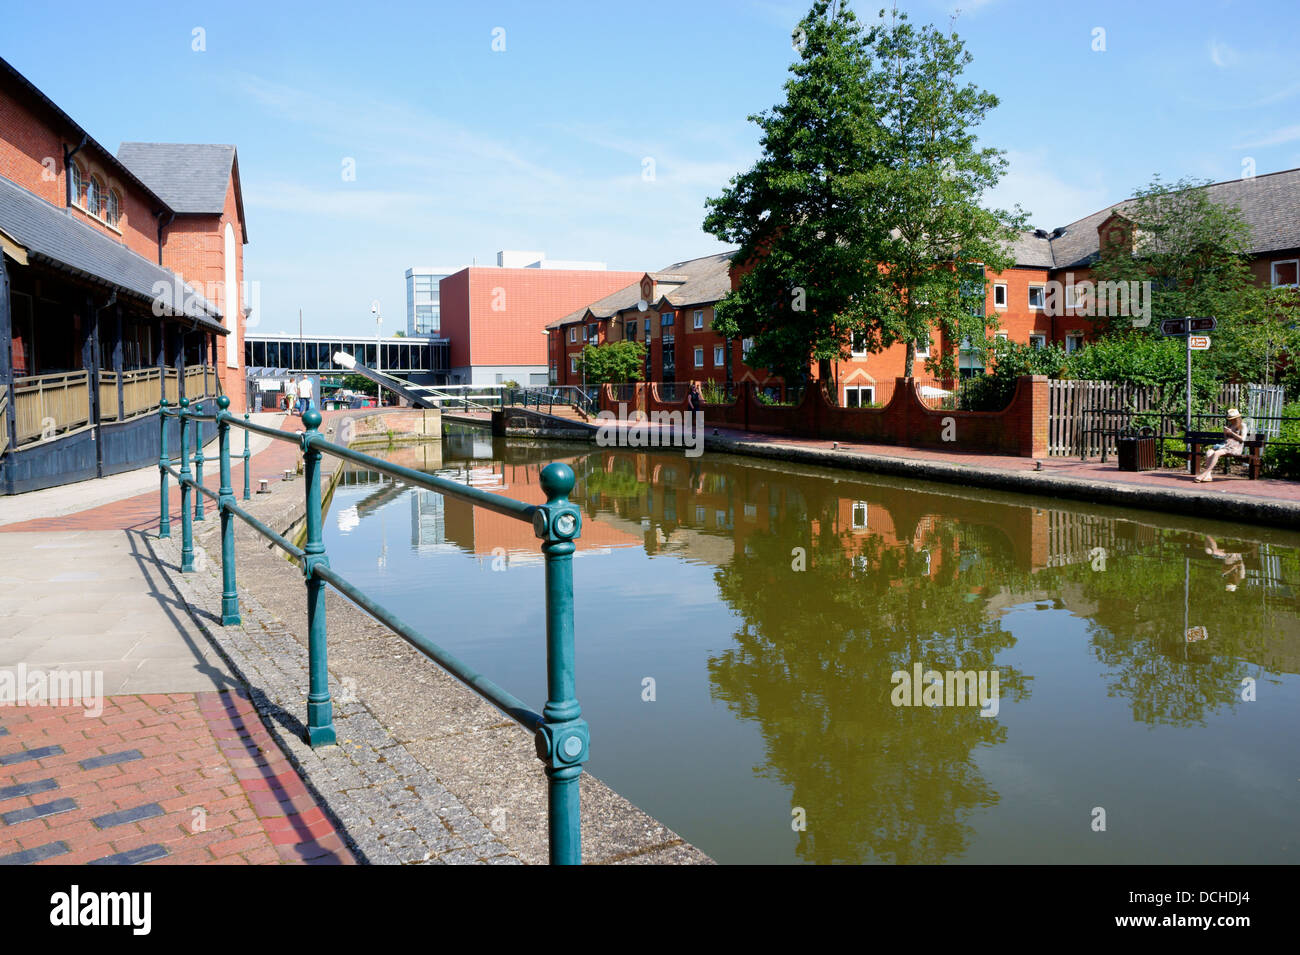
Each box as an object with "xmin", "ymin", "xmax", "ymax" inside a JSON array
[
  {"xmin": 1194, "ymin": 408, "xmax": 1246, "ymax": 483},
  {"xmin": 299, "ymin": 374, "xmax": 314, "ymax": 417}
]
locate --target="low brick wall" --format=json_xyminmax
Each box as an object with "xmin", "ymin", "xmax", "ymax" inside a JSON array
[{"xmin": 601, "ymin": 377, "xmax": 1049, "ymax": 457}]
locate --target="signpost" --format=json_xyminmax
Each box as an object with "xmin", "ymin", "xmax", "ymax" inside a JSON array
[{"xmin": 1160, "ymin": 317, "xmax": 1218, "ymax": 459}]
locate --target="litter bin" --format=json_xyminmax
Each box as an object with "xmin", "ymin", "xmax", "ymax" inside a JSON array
[{"xmin": 1118, "ymin": 431, "xmax": 1157, "ymax": 471}]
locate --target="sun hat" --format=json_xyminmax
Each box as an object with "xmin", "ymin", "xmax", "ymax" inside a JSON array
[{"xmin": 1227, "ymin": 408, "xmax": 1242, "ymax": 419}]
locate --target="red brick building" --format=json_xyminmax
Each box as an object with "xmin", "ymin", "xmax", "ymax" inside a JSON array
[
  {"xmin": 551, "ymin": 168, "xmax": 1300, "ymax": 406},
  {"xmin": 0, "ymin": 55, "xmax": 250, "ymax": 493}
]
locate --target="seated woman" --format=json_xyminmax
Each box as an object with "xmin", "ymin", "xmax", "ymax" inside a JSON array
[{"xmin": 1194, "ymin": 409, "xmax": 1246, "ymax": 483}]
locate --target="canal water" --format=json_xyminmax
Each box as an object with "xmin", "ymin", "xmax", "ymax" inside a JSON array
[{"xmin": 323, "ymin": 431, "xmax": 1300, "ymax": 864}]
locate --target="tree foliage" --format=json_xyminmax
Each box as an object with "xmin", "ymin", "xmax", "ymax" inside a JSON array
[
  {"xmin": 704, "ymin": 2, "xmax": 1023, "ymax": 383},
  {"xmin": 578, "ymin": 341, "xmax": 645, "ymax": 385}
]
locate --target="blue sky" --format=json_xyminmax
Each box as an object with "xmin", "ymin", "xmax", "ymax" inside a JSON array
[{"xmin": 6, "ymin": 0, "xmax": 1299, "ymax": 336}]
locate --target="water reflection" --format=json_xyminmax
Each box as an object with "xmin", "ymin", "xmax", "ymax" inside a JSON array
[{"xmin": 326, "ymin": 436, "xmax": 1300, "ymax": 863}]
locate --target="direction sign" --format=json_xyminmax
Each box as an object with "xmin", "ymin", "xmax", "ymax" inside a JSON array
[
  {"xmin": 1161, "ymin": 317, "xmax": 1217, "ymax": 336},
  {"xmin": 1189, "ymin": 335, "xmax": 1211, "ymax": 350}
]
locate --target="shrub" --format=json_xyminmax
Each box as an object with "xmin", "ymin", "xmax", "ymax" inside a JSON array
[{"xmin": 1263, "ymin": 401, "xmax": 1300, "ymax": 479}]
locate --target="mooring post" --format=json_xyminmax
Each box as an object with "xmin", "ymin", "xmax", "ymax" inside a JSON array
[
  {"xmin": 531, "ymin": 462, "xmax": 587, "ymax": 865},
  {"xmin": 158, "ymin": 399, "xmax": 171, "ymax": 539},
  {"xmin": 300, "ymin": 409, "xmax": 336, "ymax": 747},
  {"xmin": 178, "ymin": 398, "xmax": 195, "ymax": 573},
  {"xmin": 192, "ymin": 401, "xmax": 205, "ymax": 521},
  {"xmin": 216, "ymin": 396, "xmax": 240, "ymax": 626},
  {"xmin": 242, "ymin": 412, "xmax": 251, "ymax": 501}
]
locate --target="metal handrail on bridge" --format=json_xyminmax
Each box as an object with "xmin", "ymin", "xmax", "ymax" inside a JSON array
[{"xmin": 157, "ymin": 396, "xmax": 589, "ymax": 865}]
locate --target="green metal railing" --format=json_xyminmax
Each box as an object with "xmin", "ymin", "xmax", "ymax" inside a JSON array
[{"xmin": 158, "ymin": 396, "xmax": 589, "ymax": 865}]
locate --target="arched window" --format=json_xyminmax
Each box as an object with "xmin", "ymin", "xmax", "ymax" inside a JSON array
[
  {"xmin": 70, "ymin": 162, "xmax": 84, "ymax": 207},
  {"xmin": 107, "ymin": 189, "xmax": 122, "ymax": 226},
  {"xmin": 88, "ymin": 176, "xmax": 106, "ymax": 219}
]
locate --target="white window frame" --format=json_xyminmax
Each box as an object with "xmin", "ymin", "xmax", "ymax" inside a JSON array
[
  {"xmin": 851, "ymin": 501, "xmax": 868, "ymax": 529},
  {"xmin": 850, "ymin": 331, "xmax": 868, "ymax": 358},
  {"xmin": 914, "ymin": 337, "xmax": 931, "ymax": 359},
  {"xmin": 694, "ymin": 346, "xmax": 704, "ymax": 368},
  {"xmin": 1028, "ymin": 333, "xmax": 1047, "ymax": 349},
  {"xmin": 993, "ymin": 283, "xmax": 1007, "ymax": 308},
  {"xmin": 1272, "ymin": 259, "xmax": 1299, "ymax": 287},
  {"xmin": 741, "ymin": 337, "xmax": 754, "ymax": 360},
  {"xmin": 1065, "ymin": 332, "xmax": 1084, "ymax": 354},
  {"xmin": 844, "ymin": 385, "xmax": 874, "ymax": 408},
  {"xmin": 570, "ymin": 355, "xmax": 579, "ymax": 373},
  {"xmin": 995, "ymin": 330, "xmax": 1009, "ymax": 340},
  {"xmin": 569, "ymin": 327, "xmax": 577, "ymax": 343},
  {"xmin": 713, "ymin": 345, "xmax": 724, "ymax": 366},
  {"xmin": 1028, "ymin": 285, "xmax": 1045, "ymax": 310},
  {"xmin": 693, "ymin": 309, "xmax": 704, "ymax": 329}
]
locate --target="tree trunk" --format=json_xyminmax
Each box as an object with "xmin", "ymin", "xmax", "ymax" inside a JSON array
[{"xmin": 904, "ymin": 342, "xmax": 915, "ymax": 379}]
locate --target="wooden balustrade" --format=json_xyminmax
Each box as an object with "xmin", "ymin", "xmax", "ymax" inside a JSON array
[
  {"xmin": 13, "ymin": 371, "xmax": 91, "ymax": 445},
  {"xmin": 123, "ymin": 368, "xmax": 162, "ymax": 418},
  {"xmin": 164, "ymin": 368, "xmax": 180, "ymax": 405},
  {"xmin": 99, "ymin": 371, "xmax": 120, "ymax": 422}
]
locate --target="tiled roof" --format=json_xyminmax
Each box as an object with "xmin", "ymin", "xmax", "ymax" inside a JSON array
[
  {"xmin": 0, "ymin": 175, "xmax": 225, "ymax": 330},
  {"xmin": 117, "ymin": 143, "xmax": 240, "ymax": 217},
  {"xmin": 545, "ymin": 251, "xmax": 738, "ymax": 330},
  {"xmin": 1045, "ymin": 166, "xmax": 1300, "ymax": 270}
]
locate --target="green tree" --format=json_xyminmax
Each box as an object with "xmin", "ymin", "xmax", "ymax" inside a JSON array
[
  {"xmin": 341, "ymin": 373, "xmax": 377, "ymax": 396},
  {"xmin": 1090, "ymin": 176, "xmax": 1266, "ymax": 356},
  {"xmin": 856, "ymin": 9, "xmax": 1024, "ymax": 378},
  {"xmin": 578, "ymin": 341, "xmax": 645, "ymax": 385},
  {"xmin": 703, "ymin": 1, "xmax": 885, "ymax": 384}
]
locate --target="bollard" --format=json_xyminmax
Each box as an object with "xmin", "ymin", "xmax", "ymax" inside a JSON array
[
  {"xmin": 242, "ymin": 413, "xmax": 251, "ymax": 501},
  {"xmin": 216, "ymin": 396, "xmax": 240, "ymax": 626},
  {"xmin": 158, "ymin": 399, "xmax": 171, "ymax": 539},
  {"xmin": 192, "ymin": 401, "xmax": 205, "ymax": 522},
  {"xmin": 531, "ymin": 462, "xmax": 588, "ymax": 865},
  {"xmin": 300, "ymin": 410, "xmax": 336, "ymax": 747},
  {"xmin": 178, "ymin": 398, "xmax": 195, "ymax": 573}
]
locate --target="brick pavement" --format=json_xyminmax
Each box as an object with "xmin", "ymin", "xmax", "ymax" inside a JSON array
[
  {"xmin": 0, "ymin": 412, "xmax": 355, "ymax": 865},
  {"xmin": 0, "ymin": 690, "xmax": 353, "ymax": 865}
]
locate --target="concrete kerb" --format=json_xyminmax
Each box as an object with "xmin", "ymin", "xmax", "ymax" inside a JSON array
[{"xmin": 156, "ymin": 410, "xmax": 711, "ymax": 865}]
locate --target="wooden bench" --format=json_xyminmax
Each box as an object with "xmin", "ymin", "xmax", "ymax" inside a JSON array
[{"xmin": 1175, "ymin": 431, "xmax": 1267, "ymax": 480}]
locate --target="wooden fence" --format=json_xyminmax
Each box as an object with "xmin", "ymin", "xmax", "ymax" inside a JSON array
[
  {"xmin": 1048, "ymin": 380, "xmax": 1285, "ymax": 457},
  {"xmin": 164, "ymin": 368, "xmax": 179, "ymax": 405}
]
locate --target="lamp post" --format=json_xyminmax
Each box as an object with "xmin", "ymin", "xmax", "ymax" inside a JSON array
[{"xmin": 371, "ymin": 300, "xmax": 383, "ymax": 407}]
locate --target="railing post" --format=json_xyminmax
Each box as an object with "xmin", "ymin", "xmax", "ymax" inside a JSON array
[
  {"xmin": 242, "ymin": 413, "xmax": 251, "ymax": 501},
  {"xmin": 192, "ymin": 401, "xmax": 205, "ymax": 521},
  {"xmin": 531, "ymin": 462, "xmax": 587, "ymax": 865},
  {"xmin": 216, "ymin": 396, "xmax": 240, "ymax": 626},
  {"xmin": 177, "ymin": 398, "xmax": 195, "ymax": 573},
  {"xmin": 158, "ymin": 399, "xmax": 171, "ymax": 539},
  {"xmin": 300, "ymin": 409, "xmax": 336, "ymax": 747}
]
